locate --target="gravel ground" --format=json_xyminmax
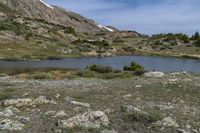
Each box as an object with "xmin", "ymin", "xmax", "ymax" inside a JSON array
[{"xmin": 0, "ymin": 72, "xmax": 199, "ymax": 133}]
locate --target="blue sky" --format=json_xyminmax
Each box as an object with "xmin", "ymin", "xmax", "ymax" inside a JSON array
[{"xmin": 44, "ymin": 0, "xmax": 200, "ymax": 35}]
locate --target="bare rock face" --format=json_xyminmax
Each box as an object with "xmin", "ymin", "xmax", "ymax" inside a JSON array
[
  {"xmin": 1, "ymin": 0, "xmax": 102, "ymax": 33},
  {"xmin": 58, "ymin": 111, "xmax": 109, "ymax": 129}
]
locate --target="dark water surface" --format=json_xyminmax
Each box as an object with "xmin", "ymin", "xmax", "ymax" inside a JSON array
[{"xmin": 0, "ymin": 55, "xmax": 200, "ymax": 73}]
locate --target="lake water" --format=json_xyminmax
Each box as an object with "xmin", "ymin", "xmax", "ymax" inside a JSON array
[{"xmin": 0, "ymin": 55, "xmax": 200, "ymax": 73}]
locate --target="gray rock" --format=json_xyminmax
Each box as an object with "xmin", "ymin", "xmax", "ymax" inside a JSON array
[
  {"xmin": 0, "ymin": 119, "xmax": 24, "ymax": 130},
  {"xmin": 58, "ymin": 111, "xmax": 109, "ymax": 129},
  {"xmin": 123, "ymin": 94, "xmax": 132, "ymax": 100},
  {"xmin": 52, "ymin": 110, "xmax": 67, "ymax": 118},
  {"xmin": 144, "ymin": 71, "xmax": 165, "ymax": 78},
  {"xmin": 45, "ymin": 111, "xmax": 57, "ymax": 116},
  {"xmin": 2, "ymin": 98, "xmax": 33, "ymax": 107},
  {"xmin": 70, "ymin": 101, "xmax": 90, "ymax": 108},
  {"xmin": 19, "ymin": 116, "xmax": 30, "ymax": 124},
  {"xmin": 2, "ymin": 96, "xmax": 56, "ymax": 107},
  {"xmin": 155, "ymin": 117, "xmax": 179, "ymax": 128},
  {"xmin": 0, "ymin": 109, "xmax": 13, "ymax": 117},
  {"xmin": 177, "ymin": 129, "xmax": 191, "ymax": 133},
  {"xmin": 101, "ymin": 129, "xmax": 118, "ymax": 133},
  {"xmin": 121, "ymin": 105, "xmax": 146, "ymax": 114},
  {"xmin": 31, "ymin": 96, "xmax": 57, "ymax": 105}
]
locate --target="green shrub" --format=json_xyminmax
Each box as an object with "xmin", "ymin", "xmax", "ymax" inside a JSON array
[
  {"xmin": 194, "ymin": 38, "xmax": 200, "ymax": 47},
  {"xmin": 0, "ymin": 92, "xmax": 11, "ymax": 101},
  {"xmin": 64, "ymin": 26, "xmax": 76, "ymax": 36},
  {"xmin": 0, "ymin": 73, "xmax": 8, "ymax": 77},
  {"xmin": 123, "ymin": 61, "xmax": 144, "ymax": 71},
  {"xmin": 76, "ymin": 70, "xmax": 95, "ymax": 77},
  {"xmin": 124, "ymin": 111, "xmax": 163, "ymax": 124},
  {"xmin": 29, "ymin": 72, "xmax": 52, "ymax": 79},
  {"xmin": 87, "ymin": 64, "xmax": 113, "ymax": 73},
  {"xmin": 133, "ymin": 70, "xmax": 146, "ymax": 76}
]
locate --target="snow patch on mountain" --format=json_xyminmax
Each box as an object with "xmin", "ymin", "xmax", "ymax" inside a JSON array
[
  {"xmin": 98, "ymin": 24, "xmax": 114, "ymax": 32},
  {"xmin": 39, "ymin": 0, "xmax": 54, "ymax": 9}
]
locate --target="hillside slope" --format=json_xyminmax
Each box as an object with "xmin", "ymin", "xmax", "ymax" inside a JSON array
[{"xmin": 0, "ymin": 0, "xmax": 199, "ymax": 60}]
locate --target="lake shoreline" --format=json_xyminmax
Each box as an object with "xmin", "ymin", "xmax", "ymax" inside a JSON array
[{"xmin": 0, "ymin": 51, "xmax": 200, "ymax": 62}]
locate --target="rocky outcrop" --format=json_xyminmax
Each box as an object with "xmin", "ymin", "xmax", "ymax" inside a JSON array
[
  {"xmin": 1, "ymin": 96, "xmax": 56, "ymax": 107},
  {"xmin": 154, "ymin": 117, "xmax": 179, "ymax": 128},
  {"xmin": 0, "ymin": 119, "xmax": 24, "ymax": 130},
  {"xmin": 144, "ymin": 71, "xmax": 165, "ymax": 78},
  {"xmin": 1, "ymin": 0, "xmax": 103, "ymax": 33},
  {"xmin": 58, "ymin": 111, "xmax": 109, "ymax": 129}
]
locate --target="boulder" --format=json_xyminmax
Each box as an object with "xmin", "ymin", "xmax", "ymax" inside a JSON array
[
  {"xmin": 19, "ymin": 116, "xmax": 30, "ymax": 124},
  {"xmin": 58, "ymin": 111, "xmax": 109, "ymax": 129},
  {"xmin": 0, "ymin": 119, "xmax": 24, "ymax": 130},
  {"xmin": 0, "ymin": 109, "xmax": 13, "ymax": 117},
  {"xmin": 2, "ymin": 98, "xmax": 33, "ymax": 107},
  {"xmin": 2, "ymin": 96, "xmax": 56, "ymax": 107},
  {"xmin": 144, "ymin": 71, "xmax": 165, "ymax": 78},
  {"xmin": 31, "ymin": 96, "xmax": 57, "ymax": 105},
  {"xmin": 155, "ymin": 117, "xmax": 179, "ymax": 128}
]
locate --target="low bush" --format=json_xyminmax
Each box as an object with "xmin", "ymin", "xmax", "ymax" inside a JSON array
[
  {"xmin": 29, "ymin": 72, "xmax": 52, "ymax": 79},
  {"xmin": 133, "ymin": 70, "xmax": 146, "ymax": 76},
  {"xmin": 64, "ymin": 26, "xmax": 76, "ymax": 36},
  {"xmin": 0, "ymin": 92, "xmax": 11, "ymax": 101},
  {"xmin": 124, "ymin": 111, "xmax": 163, "ymax": 124},
  {"xmin": 76, "ymin": 70, "xmax": 95, "ymax": 77},
  {"xmin": 87, "ymin": 64, "xmax": 113, "ymax": 73},
  {"xmin": 123, "ymin": 61, "xmax": 144, "ymax": 71}
]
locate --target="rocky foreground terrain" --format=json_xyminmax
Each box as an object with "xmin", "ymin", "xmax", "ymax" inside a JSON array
[{"xmin": 0, "ymin": 72, "xmax": 199, "ymax": 133}]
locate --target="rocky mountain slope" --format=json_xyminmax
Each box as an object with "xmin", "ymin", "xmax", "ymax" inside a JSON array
[
  {"xmin": 0, "ymin": 0, "xmax": 200, "ymax": 60},
  {"xmin": 1, "ymin": 0, "xmax": 104, "ymax": 32},
  {"xmin": 0, "ymin": 0, "xmax": 141, "ymax": 60}
]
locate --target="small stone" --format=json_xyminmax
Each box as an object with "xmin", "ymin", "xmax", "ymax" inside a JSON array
[
  {"xmin": 123, "ymin": 94, "xmax": 132, "ymax": 100},
  {"xmin": 64, "ymin": 96, "xmax": 74, "ymax": 102},
  {"xmin": 186, "ymin": 124, "xmax": 191, "ymax": 129},
  {"xmin": 22, "ymin": 93, "xmax": 29, "ymax": 97},
  {"xmin": 70, "ymin": 101, "xmax": 90, "ymax": 108},
  {"xmin": 101, "ymin": 129, "xmax": 118, "ymax": 133},
  {"xmin": 52, "ymin": 110, "xmax": 67, "ymax": 118},
  {"xmin": 19, "ymin": 116, "xmax": 30, "ymax": 124},
  {"xmin": 104, "ymin": 108, "xmax": 114, "ymax": 114},
  {"xmin": 177, "ymin": 129, "xmax": 190, "ymax": 133},
  {"xmin": 55, "ymin": 94, "xmax": 61, "ymax": 99},
  {"xmin": 135, "ymin": 85, "xmax": 142, "ymax": 88},
  {"xmin": 45, "ymin": 111, "xmax": 56, "ymax": 116},
  {"xmin": 121, "ymin": 105, "xmax": 146, "ymax": 114},
  {"xmin": 191, "ymin": 129, "xmax": 198, "ymax": 133}
]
